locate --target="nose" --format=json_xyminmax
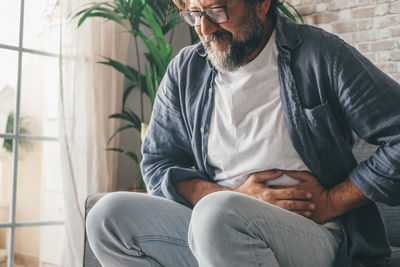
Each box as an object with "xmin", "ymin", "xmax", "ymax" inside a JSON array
[{"xmin": 200, "ymin": 15, "xmax": 218, "ymax": 36}]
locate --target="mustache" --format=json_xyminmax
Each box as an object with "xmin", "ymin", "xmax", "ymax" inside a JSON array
[{"xmin": 204, "ymin": 30, "xmax": 232, "ymax": 44}]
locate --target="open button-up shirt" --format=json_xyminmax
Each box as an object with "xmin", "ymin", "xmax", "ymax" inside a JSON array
[{"xmin": 141, "ymin": 13, "xmax": 400, "ymax": 266}]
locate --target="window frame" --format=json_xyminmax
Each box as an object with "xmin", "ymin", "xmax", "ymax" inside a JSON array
[{"xmin": 0, "ymin": 1, "xmax": 64, "ymax": 266}]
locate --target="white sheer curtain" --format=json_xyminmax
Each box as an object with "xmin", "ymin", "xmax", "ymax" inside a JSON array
[{"xmin": 59, "ymin": 1, "xmax": 129, "ymax": 266}]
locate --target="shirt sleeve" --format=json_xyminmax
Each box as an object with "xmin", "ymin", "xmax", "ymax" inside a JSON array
[
  {"xmin": 334, "ymin": 41, "xmax": 400, "ymax": 206},
  {"xmin": 140, "ymin": 57, "xmax": 210, "ymax": 208}
]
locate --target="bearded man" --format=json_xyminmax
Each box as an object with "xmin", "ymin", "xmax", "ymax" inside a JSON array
[{"xmin": 86, "ymin": 0, "xmax": 400, "ymax": 266}]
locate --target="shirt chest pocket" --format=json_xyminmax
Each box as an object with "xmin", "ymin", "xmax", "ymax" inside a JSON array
[
  {"xmin": 302, "ymin": 102, "xmax": 348, "ymax": 150},
  {"xmin": 301, "ymin": 101, "xmax": 358, "ymax": 187}
]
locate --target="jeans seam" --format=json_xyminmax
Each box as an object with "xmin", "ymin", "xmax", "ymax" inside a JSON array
[
  {"xmin": 233, "ymin": 204, "xmax": 333, "ymax": 267},
  {"xmin": 249, "ymin": 210, "xmax": 340, "ymax": 267},
  {"xmin": 252, "ymin": 210, "xmax": 328, "ymax": 240},
  {"xmin": 125, "ymin": 235, "xmax": 189, "ymax": 249},
  {"xmin": 230, "ymin": 207, "xmax": 273, "ymax": 267},
  {"xmin": 246, "ymin": 219, "xmax": 269, "ymax": 267},
  {"xmin": 145, "ymin": 258, "xmax": 155, "ymax": 267}
]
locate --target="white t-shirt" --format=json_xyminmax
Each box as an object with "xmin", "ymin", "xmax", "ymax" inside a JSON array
[
  {"xmin": 207, "ymin": 30, "xmax": 309, "ymax": 189},
  {"xmin": 207, "ymin": 30, "xmax": 339, "ymax": 230}
]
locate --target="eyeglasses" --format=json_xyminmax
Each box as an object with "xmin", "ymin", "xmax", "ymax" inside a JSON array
[{"xmin": 180, "ymin": 0, "xmax": 240, "ymax": 27}]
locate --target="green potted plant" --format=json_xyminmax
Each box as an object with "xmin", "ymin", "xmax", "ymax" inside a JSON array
[
  {"xmin": 74, "ymin": 0, "xmax": 180, "ymax": 189},
  {"xmin": 74, "ymin": 0, "xmax": 303, "ymax": 190},
  {"xmin": 2, "ymin": 113, "xmax": 32, "ymax": 153}
]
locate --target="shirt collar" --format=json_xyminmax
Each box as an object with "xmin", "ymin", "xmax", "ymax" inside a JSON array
[
  {"xmin": 195, "ymin": 42, "xmax": 207, "ymax": 57},
  {"xmin": 275, "ymin": 12, "xmax": 303, "ymax": 51}
]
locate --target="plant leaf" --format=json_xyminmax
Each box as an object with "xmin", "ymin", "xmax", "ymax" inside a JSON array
[
  {"xmin": 110, "ymin": 110, "xmax": 142, "ymax": 129},
  {"xmin": 109, "ymin": 113, "xmax": 130, "ymax": 120},
  {"xmin": 279, "ymin": 5, "xmax": 297, "ymax": 23},
  {"xmin": 109, "ymin": 112, "xmax": 141, "ymax": 129},
  {"xmin": 143, "ymin": 5, "xmax": 163, "ymax": 38},
  {"xmin": 123, "ymin": 84, "xmax": 136, "ymax": 108},
  {"xmin": 152, "ymin": 63, "xmax": 159, "ymax": 104},
  {"xmin": 106, "ymin": 148, "xmax": 139, "ymax": 164},
  {"xmin": 128, "ymin": 0, "xmax": 147, "ymax": 32},
  {"xmin": 162, "ymin": 14, "xmax": 177, "ymax": 34},
  {"xmin": 285, "ymin": 2, "xmax": 304, "ymax": 23},
  {"xmin": 145, "ymin": 63, "xmax": 156, "ymax": 104},
  {"xmin": 134, "ymin": 30, "xmax": 165, "ymax": 70},
  {"xmin": 81, "ymin": 11, "xmax": 124, "ymax": 26},
  {"xmin": 99, "ymin": 57, "xmax": 138, "ymax": 83},
  {"xmin": 107, "ymin": 124, "xmax": 138, "ymax": 144},
  {"xmin": 115, "ymin": 0, "xmax": 128, "ymax": 19},
  {"xmin": 75, "ymin": 3, "xmax": 127, "ymax": 29},
  {"xmin": 143, "ymin": 5, "xmax": 168, "ymax": 54},
  {"xmin": 125, "ymin": 113, "xmax": 141, "ymax": 132}
]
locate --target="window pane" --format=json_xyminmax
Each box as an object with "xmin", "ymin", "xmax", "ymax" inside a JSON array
[
  {"xmin": 14, "ymin": 225, "xmax": 64, "ymax": 267},
  {"xmin": 20, "ymin": 53, "xmax": 59, "ymax": 137},
  {"xmin": 23, "ymin": 0, "xmax": 60, "ymax": 54},
  {"xmin": 0, "ymin": 49, "xmax": 18, "ymax": 135},
  {"xmin": 16, "ymin": 140, "xmax": 64, "ymax": 222},
  {"xmin": 0, "ymin": 227, "xmax": 10, "ymax": 266},
  {"xmin": 0, "ymin": 141, "xmax": 13, "ymax": 223},
  {"xmin": 0, "ymin": 1, "xmax": 20, "ymax": 47}
]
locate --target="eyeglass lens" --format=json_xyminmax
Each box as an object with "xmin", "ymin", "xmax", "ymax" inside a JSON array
[{"xmin": 181, "ymin": 7, "xmax": 228, "ymax": 26}]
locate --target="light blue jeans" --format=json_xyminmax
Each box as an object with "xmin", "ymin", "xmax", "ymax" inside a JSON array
[{"xmin": 86, "ymin": 191, "xmax": 343, "ymax": 267}]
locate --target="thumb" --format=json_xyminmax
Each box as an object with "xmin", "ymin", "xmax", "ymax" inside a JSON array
[{"xmin": 251, "ymin": 170, "xmax": 283, "ymax": 183}]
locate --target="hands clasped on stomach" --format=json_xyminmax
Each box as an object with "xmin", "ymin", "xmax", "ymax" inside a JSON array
[{"xmin": 236, "ymin": 170, "xmax": 330, "ymax": 222}]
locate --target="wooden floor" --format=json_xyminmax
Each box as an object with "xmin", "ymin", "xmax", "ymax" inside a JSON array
[{"xmin": 0, "ymin": 250, "xmax": 40, "ymax": 267}]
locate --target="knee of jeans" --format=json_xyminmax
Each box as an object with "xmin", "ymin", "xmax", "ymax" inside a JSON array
[
  {"xmin": 86, "ymin": 192, "xmax": 129, "ymax": 248},
  {"xmin": 190, "ymin": 191, "xmax": 246, "ymax": 239}
]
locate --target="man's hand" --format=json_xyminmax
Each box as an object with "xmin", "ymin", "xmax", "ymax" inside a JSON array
[
  {"xmin": 236, "ymin": 170, "xmax": 315, "ymax": 218},
  {"xmin": 287, "ymin": 171, "xmax": 372, "ymax": 224},
  {"xmin": 285, "ymin": 171, "xmax": 334, "ymax": 224}
]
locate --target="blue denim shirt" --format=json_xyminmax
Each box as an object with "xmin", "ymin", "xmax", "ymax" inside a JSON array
[{"xmin": 141, "ymin": 13, "xmax": 400, "ymax": 266}]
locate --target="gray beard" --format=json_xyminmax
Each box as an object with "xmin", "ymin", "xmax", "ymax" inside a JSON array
[
  {"xmin": 205, "ymin": 38, "xmax": 239, "ymax": 72},
  {"xmin": 203, "ymin": 14, "xmax": 264, "ymax": 72}
]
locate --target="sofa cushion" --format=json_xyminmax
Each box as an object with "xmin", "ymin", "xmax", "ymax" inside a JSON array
[
  {"xmin": 377, "ymin": 202, "xmax": 400, "ymax": 247},
  {"xmin": 353, "ymin": 137, "xmax": 400, "ymax": 247},
  {"xmin": 390, "ymin": 247, "xmax": 400, "ymax": 267}
]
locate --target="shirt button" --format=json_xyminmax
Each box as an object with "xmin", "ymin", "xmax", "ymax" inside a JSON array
[
  {"xmin": 208, "ymin": 88, "xmax": 212, "ymax": 94},
  {"xmin": 200, "ymin": 127, "xmax": 204, "ymax": 133}
]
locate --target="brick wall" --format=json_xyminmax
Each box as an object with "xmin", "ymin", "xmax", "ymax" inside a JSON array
[{"xmin": 289, "ymin": 0, "xmax": 400, "ymax": 83}]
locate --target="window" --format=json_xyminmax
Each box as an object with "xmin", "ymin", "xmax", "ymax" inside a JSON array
[{"xmin": 0, "ymin": 1, "xmax": 64, "ymax": 266}]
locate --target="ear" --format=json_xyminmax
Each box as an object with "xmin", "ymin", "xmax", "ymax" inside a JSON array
[{"xmin": 257, "ymin": 0, "xmax": 271, "ymax": 17}]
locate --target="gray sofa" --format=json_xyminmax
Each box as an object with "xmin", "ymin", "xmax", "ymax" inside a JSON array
[{"xmin": 83, "ymin": 138, "xmax": 400, "ymax": 266}]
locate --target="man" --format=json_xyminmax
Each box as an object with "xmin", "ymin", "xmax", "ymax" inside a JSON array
[{"xmin": 86, "ymin": 0, "xmax": 400, "ymax": 266}]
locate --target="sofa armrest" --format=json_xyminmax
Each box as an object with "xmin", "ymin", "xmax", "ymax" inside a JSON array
[{"xmin": 83, "ymin": 194, "xmax": 107, "ymax": 267}]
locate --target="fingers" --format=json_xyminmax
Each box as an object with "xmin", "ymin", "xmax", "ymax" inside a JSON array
[
  {"xmin": 285, "ymin": 170, "xmax": 314, "ymax": 182},
  {"xmin": 259, "ymin": 188, "xmax": 312, "ymax": 203},
  {"xmin": 273, "ymin": 188, "xmax": 312, "ymax": 200},
  {"xmin": 258, "ymin": 188, "xmax": 315, "ymax": 216},
  {"xmin": 250, "ymin": 170, "xmax": 284, "ymax": 183},
  {"xmin": 274, "ymin": 200, "xmax": 316, "ymax": 212}
]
